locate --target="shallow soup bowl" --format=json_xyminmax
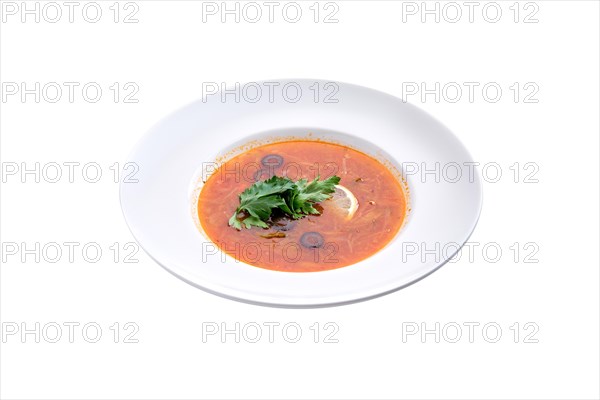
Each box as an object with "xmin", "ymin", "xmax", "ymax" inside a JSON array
[{"xmin": 120, "ymin": 79, "xmax": 482, "ymax": 307}]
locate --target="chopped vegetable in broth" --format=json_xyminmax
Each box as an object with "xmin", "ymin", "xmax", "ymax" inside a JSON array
[{"xmin": 197, "ymin": 140, "xmax": 407, "ymax": 272}]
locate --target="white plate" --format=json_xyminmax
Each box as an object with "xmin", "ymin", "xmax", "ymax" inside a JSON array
[{"xmin": 120, "ymin": 79, "xmax": 482, "ymax": 307}]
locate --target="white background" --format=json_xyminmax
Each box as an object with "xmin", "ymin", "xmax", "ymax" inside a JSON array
[{"xmin": 1, "ymin": 1, "xmax": 599, "ymax": 399}]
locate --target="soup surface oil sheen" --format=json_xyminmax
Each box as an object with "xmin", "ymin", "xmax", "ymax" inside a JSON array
[{"xmin": 198, "ymin": 141, "xmax": 407, "ymax": 272}]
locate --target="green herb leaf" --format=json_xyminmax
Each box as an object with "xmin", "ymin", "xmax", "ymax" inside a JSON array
[
  {"xmin": 228, "ymin": 175, "xmax": 341, "ymax": 230},
  {"xmin": 291, "ymin": 176, "xmax": 340, "ymax": 216}
]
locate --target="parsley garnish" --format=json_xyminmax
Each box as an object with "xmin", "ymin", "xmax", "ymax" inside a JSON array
[{"xmin": 228, "ymin": 175, "xmax": 341, "ymax": 230}]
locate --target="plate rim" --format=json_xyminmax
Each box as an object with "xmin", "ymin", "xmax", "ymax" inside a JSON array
[{"xmin": 120, "ymin": 78, "xmax": 483, "ymax": 307}]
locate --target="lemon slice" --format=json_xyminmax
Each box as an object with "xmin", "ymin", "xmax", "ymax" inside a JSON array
[{"xmin": 329, "ymin": 184, "xmax": 359, "ymax": 219}]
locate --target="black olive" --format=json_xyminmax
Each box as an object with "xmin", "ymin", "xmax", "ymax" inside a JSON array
[
  {"xmin": 261, "ymin": 154, "xmax": 284, "ymax": 168},
  {"xmin": 299, "ymin": 232, "xmax": 324, "ymax": 249}
]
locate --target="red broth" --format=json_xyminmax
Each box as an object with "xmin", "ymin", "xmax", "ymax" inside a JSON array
[{"xmin": 197, "ymin": 141, "xmax": 407, "ymax": 272}]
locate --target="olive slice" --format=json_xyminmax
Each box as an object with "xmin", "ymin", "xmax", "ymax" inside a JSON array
[
  {"xmin": 261, "ymin": 154, "xmax": 284, "ymax": 168},
  {"xmin": 299, "ymin": 232, "xmax": 325, "ymax": 249}
]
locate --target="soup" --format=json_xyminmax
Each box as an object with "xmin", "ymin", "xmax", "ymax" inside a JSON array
[{"xmin": 197, "ymin": 140, "xmax": 407, "ymax": 272}]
